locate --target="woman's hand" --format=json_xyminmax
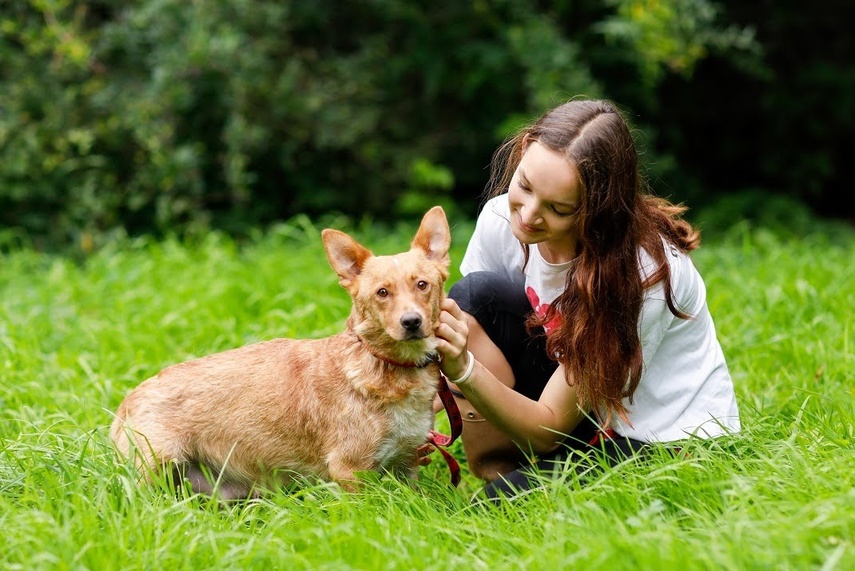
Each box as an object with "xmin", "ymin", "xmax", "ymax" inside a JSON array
[
  {"xmin": 435, "ymin": 298, "xmax": 470, "ymax": 379},
  {"xmin": 416, "ymin": 439, "xmax": 435, "ymax": 466}
]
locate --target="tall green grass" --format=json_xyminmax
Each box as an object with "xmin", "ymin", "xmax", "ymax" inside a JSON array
[{"xmin": 1, "ymin": 216, "xmax": 852, "ymax": 570}]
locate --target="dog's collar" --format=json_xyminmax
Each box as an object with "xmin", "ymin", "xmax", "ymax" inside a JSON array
[{"xmin": 354, "ymin": 334, "xmax": 436, "ymax": 369}]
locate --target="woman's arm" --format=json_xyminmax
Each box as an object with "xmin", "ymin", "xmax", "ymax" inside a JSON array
[{"xmin": 436, "ymin": 298, "xmax": 585, "ymax": 454}]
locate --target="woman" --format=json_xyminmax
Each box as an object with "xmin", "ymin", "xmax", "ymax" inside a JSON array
[{"xmin": 433, "ymin": 99, "xmax": 739, "ymax": 498}]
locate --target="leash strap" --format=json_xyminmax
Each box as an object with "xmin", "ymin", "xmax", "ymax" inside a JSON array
[
  {"xmin": 436, "ymin": 376, "xmax": 463, "ymax": 441},
  {"xmin": 427, "ymin": 430, "xmax": 460, "ymax": 486},
  {"xmin": 427, "ymin": 376, "xmax": 463, "ymax": 486},
  {"xmin": 588, "ymin": 428, "xmax": 617, "ymax": 446}
]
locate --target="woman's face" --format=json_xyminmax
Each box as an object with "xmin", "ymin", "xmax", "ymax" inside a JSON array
[{"xmin": 507, "ymin": 138, "xmax": 582, "ymax": 263}]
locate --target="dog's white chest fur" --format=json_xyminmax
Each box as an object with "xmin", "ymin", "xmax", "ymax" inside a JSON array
[{"xmin": 374, "ymin": 397, "xmax": 433, "ymax": 471}]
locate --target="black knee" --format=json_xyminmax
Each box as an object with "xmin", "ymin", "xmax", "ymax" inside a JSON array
[
  {"xmin": 448, "ymin": 271, "xmax": 529, "ymax": 321},
  {"xmin": 480, "ymin": 468, "xmax": 540, "ymax": 502}
]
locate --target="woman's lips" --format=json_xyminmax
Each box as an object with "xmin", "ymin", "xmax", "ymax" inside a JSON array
[
  {"xmin": 513, "ymin": 210, "xmax": 542, "ymax": 237},
  {"xmin": 518, "ymin": 218, "xmax": 541, "ymax": 234}
]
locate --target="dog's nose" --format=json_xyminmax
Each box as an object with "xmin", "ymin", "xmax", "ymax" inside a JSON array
[{"xmin": 400, "ymin": 313, "xmax": 423, "ymax": 332}]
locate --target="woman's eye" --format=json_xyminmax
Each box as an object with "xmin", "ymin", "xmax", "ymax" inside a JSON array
[
  {"xmin": 377, "ymin": 288, "xmax": 389, "ymax": 298},
  {"xmin": 416, "ymin": 280, "xmax": 429, "ymax": 291}
]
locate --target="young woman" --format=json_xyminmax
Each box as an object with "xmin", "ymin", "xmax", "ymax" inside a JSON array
[{"xmin": 433, "ymin": 99, "xmax": 740, "ymax": 498}]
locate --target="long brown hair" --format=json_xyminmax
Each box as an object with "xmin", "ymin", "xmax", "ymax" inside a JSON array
[{"xmin": 487, "ymin": 99, "xmax": 700, "ymax": 424}]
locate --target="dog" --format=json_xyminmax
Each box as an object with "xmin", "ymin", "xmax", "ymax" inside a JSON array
[{"xmin": 110, "ymin": 206, "xmax": 451, "ymax": 498}]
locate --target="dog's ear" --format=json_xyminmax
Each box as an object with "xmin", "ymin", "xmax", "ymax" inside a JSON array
[
  {"xmin": 322, "ymin": 229, "xmax": 373, "ymax": 288},
  {"xmin": 411, "ymin": 206, "xmax": 451, "ymax": 270}
]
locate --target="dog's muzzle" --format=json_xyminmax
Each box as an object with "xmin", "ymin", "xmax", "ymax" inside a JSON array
[{"xmin": 400, "ymin": 312, "xmax": 425, "ymax": 339}]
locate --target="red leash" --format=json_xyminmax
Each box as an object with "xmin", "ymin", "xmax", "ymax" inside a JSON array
[
  {"xmin": 428, "ymin": 376, "xmax": 463, "ymax": 486},
  {"xmin": 588, "ymin": 428, "xmax": 617, "ymax": 446}
]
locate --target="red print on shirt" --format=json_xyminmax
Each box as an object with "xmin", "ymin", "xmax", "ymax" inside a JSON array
[{"xmin": 526, "ymin": 286, "xmax": 561, "ymax": 335}]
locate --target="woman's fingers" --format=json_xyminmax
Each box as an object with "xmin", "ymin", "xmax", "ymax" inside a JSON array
[
  {"xmin": 436, "ymin": 320, "xmax": 468, "ymax": 361},
  {"xmin": 416, "ymin": 442, "xmax": 435, "ymax": 466},
  {"xmin": 435, "ymin": 322, "xmax": 464, "ymax": 346},
  {"xmin": 440, "ymin": 297, "xmax": 465, "ymax": 320},
  {"xmin": 438, "ymin": 300, "xmax": 469, "ymax": 341},
  {"xmin": 435, "ymin": 301, "xmax": 472, "ymax": 378}
]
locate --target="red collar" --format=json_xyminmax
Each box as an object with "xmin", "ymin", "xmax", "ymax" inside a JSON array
[{"xmin": 355, "ymin": 334, "xmax": 435, "ymax": 368}]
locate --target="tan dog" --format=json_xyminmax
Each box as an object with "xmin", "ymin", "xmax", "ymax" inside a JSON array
[{"xmin": 110, "ymin": 207, "xmax": 450, "ymax": 498}]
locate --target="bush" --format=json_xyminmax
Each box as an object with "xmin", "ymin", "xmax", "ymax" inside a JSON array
[
  {"xmin": 0, "ymin": 0, "xmax": 774, "ymax": 248},
  {"xmin": 1, "ymin": 1, "xmax": 601, "ymax": 246}
]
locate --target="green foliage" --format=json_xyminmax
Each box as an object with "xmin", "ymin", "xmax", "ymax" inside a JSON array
[
  {"xmin": 598, "ymin": 0, "xmax": 759, "ymax": 83},
  {"xmin": 0, "ymin": 214, "xmax": 853, "ymax": 568},
  {"xmin": 0, "ymin": 0, "xmax": 603, "ymax": 246},
  {"xmin": 641, "ymin": 1, "xmax": 855, "ymax": 220},
  {"xmin": 694, "ymin": 189, "xmax": 855, "ymax": 243},
  {"xmin": 1, "ymin": 1, "xmax": 850, "ymax": 248},
  {"xmin": 396, "ymin": 158, "xmax": 458, "ymax": 218}
]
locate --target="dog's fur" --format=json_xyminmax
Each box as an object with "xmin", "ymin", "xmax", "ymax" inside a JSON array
[{"xmin": 110, "ymin": 207, "xmax": 450, "ymax": 498}]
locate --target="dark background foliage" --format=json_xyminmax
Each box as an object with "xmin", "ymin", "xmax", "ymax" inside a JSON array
[{"xmin": 1, "ymin": 0, "xmax": 852, "ymax": 248}]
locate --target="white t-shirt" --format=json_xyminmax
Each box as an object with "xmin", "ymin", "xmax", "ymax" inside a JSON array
[{"xmin": 460, "ymin": 195, "xmax": 740, "ymax": 442}]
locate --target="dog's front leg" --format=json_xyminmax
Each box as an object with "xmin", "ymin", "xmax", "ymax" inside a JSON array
[
  {"xmin": 326, "ymin": 453, "xmax": 368, "ymax": 491},
  {"xmin": 393, "ymin": 449, "xmax": 422, "ymax": 482}
]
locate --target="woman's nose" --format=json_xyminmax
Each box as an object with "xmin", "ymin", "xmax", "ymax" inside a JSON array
[{"xmin": 519, "ymin": 200, "xmax": 541, "ymax": 224}]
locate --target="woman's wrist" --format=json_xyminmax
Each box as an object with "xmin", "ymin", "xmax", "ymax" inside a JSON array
[{"xmin": 445, "ymin": 351, "xmax": 475, "ymax": 385}]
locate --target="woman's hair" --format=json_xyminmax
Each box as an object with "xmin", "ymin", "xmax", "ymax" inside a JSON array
[{"xmin": 487, "ymin": 99, "xmax": 700, "ymax": 425}]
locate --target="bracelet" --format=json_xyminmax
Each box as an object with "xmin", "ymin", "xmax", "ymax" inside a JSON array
[{"xmin": 445, "ymin": 351, "xmax": 475, "ymax": 385}]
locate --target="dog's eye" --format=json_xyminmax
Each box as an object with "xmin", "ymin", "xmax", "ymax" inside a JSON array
[
  {"xmin": 416, "ymin": 280, "xmax": 429, "ymax": 291},
  {"xmin": 377, "ymin": 288, "xmax": 389, "ymax": 298}
]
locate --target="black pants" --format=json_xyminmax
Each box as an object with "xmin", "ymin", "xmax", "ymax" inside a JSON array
[{"xmin": 448, "ymin": 271, "xmax": 648, "ymax": 500}]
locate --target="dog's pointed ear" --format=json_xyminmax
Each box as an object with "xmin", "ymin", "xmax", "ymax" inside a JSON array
[
  {"xmin": 411, "ymin": 206, "xmax": 451, "ymax": 270},
  {"xmin": 322, "ymin": 229, "xmax": 372, "ymax": 288}
]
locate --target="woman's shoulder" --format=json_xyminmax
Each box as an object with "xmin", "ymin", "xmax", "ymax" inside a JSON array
[
  {"xmin": 460, "ymin": 193, "xmax": 524, "ymax": 276},
  {"xmin": 471, "ymin": 194, "xmax": 516, "ymax": 246},
  {"xmin": 638, "ymin": 236, "xmax": 694, "ymax": 275},
  {"xmin": 639, "ymin": 237, "xmax": 705, "ymax": 307},
  {"xmin": 479, "ymin": 194, "xmax": 511, "ymax": 223}
]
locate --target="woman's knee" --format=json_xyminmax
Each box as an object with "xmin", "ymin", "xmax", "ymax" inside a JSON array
[
  {"xmin": 448, "ymin": 272, "xmax": 500, "ymax": 314},
  {"xmin": 479, "ymin": 467, "xmax": 540, "ymax": 501}
]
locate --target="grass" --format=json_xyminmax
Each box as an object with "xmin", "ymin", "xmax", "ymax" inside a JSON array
[{"xmin": 1, "ymin": 213, "xmax": 853, "ymax": 570}]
